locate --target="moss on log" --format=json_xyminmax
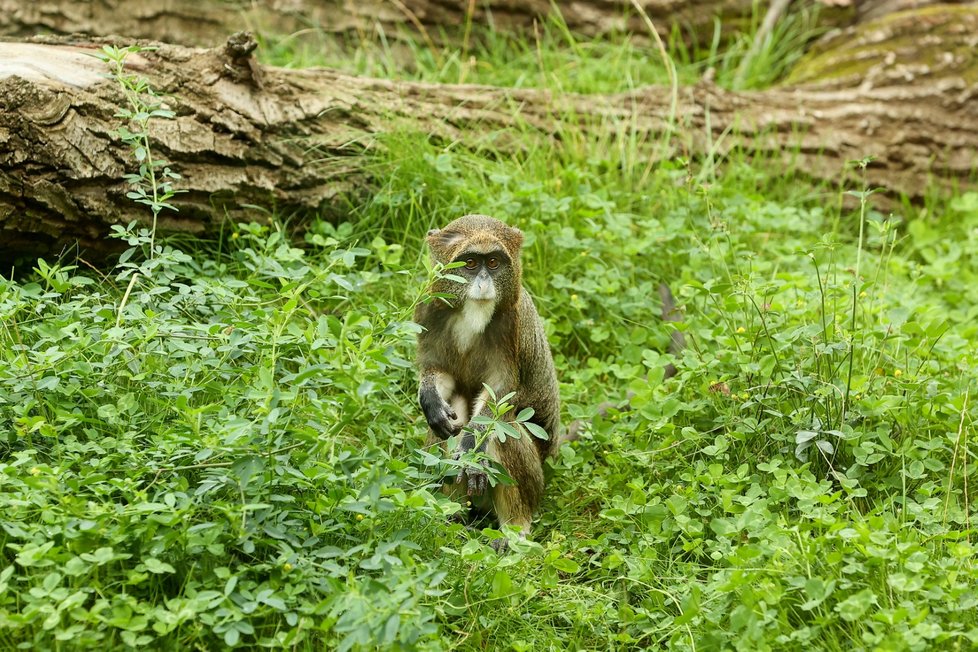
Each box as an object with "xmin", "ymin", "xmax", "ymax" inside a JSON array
[{"xmin": 786, "ymin": 4, "xmax": 978, "ymax": 88}]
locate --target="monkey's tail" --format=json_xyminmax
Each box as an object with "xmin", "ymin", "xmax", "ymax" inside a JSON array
[{"xmin": 565, "ymin": 283, "xmax": 685, "ymax": 439}]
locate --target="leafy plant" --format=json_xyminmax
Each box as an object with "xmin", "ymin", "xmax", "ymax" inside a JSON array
[
  {"xmin": 1, "ymin": 17, "xmax": 976, "ymax": 652},
  {"xmin": 467, "ymin": 385, "xmax": 551, "ymax": 446},
  {"xmin": 93, "ymin": 45, "xmax": 184, "ymax": 258}
]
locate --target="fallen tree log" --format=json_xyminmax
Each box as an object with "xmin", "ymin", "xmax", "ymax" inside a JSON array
[
  {"xmin": 1, "ymin": 22, "xmax": 976, "ymax": 265},
  {"xmin": 10, "ymin": 0, "xmax": 970, "ymax": 59},
  {"xmin": 855, "ymin": 0, "xmax": 971, "ymax": 21},
  {"xmin": 788, "ymin": 3, "xmax": 978, "ymax": 88},
  {"xmin": 0, "ymin": 0, "xmax": 824, "ymax": 46}
]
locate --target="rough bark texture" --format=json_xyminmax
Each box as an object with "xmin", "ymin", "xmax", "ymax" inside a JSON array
[
  {"xmin": 787, "ymin": 3, "xmax": 978, "ymax": 89},
  {"xmin": 1, "ymin": 22, "xmax": 975, "ymax": 265},
  {"xmin": 0, "ymin": 0, "xmax": 803, "ymax": 46},
  {"xmin": 855, "ymin": 0, "xmax": 971, "ymax": 21}
]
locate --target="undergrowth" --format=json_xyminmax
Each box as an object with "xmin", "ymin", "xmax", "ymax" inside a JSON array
[
  {"xmin": 258, "ymin": 3, "xmax": 824, "ymax": 91},
  {"xmin": 1, "ymin": 13, "xmax": 976, "ymax": 652}
]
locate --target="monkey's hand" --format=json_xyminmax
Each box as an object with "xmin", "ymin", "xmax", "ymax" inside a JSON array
[{"xmin": 420, "ymin": 390, "xmax": 459, "ymax": 440}]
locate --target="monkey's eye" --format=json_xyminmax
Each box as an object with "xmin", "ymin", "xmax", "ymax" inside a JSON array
[
  {"xmin": 464, "ymin": 258, "xmax": 478, "ymax": 270},
  {"xmin": 487, "ymin": 257, "xmax": 499, "ymax": 270}
]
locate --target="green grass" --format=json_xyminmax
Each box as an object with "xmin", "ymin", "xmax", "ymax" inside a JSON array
[
  {"xmin": 2, "ymin": 16, "xmax": 977, "ymax": 652},
  {"xmin": 257, "ymin": 4, "xmax": 824, "ymax": 91}
]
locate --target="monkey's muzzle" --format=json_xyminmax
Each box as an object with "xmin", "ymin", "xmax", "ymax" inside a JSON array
[{"xmin": 468, "ymin": 271, "xmax": 497, "ymax": 302}]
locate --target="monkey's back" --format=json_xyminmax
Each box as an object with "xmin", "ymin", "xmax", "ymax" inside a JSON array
[{"xmin": 514, "ymin": 289, "xmax": 561, "ymax": 460}]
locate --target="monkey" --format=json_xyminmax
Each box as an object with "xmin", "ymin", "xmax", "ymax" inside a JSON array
[
  {"xmin": 414, "ymin": 214, "xmax": 569, "ymax": 551},
  {"xmin": 566, "ymin": 283, "xmax": 686, "ymax": 439}
]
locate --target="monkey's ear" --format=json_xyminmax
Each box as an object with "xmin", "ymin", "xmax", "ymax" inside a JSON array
[
  {"xmin": 427, "ymin": 228, "xmax": 465, "ymax": 251},
  {"xmin": 507, "ymin": 226, "xmax": 524, "ymax": 252}
]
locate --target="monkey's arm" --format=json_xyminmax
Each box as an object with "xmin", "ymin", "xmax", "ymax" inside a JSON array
[{"xmin": 419, "ymin": 369, "xmax": 460, "ymax": 440}]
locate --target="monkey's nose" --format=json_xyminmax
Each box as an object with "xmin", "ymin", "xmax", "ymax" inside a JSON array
[{"xmin": 469, "ymin": 277, "xmax": 497, "ymax": 301}]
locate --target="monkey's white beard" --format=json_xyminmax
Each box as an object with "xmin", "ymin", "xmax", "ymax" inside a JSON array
[{"xmin": 453, "ymin": 297, "xmax": 496, "ymax": 353}]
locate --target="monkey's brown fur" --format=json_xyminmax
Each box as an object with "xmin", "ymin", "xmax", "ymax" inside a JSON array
[{"xmin": 414, "ymin": 214, "xmax": 564, "ymax": 548}]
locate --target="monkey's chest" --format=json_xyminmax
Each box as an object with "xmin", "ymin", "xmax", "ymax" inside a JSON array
[
  {"xmin": 446, "ymin": 306, "xmax": 505, "ymax": 382},
  {"xmin": 450, "ymin": 300, "xmax": 495, "ymax": 353}
]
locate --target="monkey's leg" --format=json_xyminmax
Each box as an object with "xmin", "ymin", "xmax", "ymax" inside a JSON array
[
  {"xmin": 487, "ymin": 437, "xmax": 544, "ymax": 552},
  {"xmin": 453, "ymin": 436, "xmax": 491, "ymax": 497},
  {"xmin": 425, "ymin": 433, "xmax": 478, "ymax": 526},
  {"xmin": 489, "ymin": 485, "xmax": 534, "ymax": 552},
  {"xmin": 453, "ymin": 388, "xmax": 497, "ymax": 496}
]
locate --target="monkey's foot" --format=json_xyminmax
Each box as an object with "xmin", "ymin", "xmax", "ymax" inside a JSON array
[
  {"xmin": 490, "ymin": 537, "xmax": 509, "ymax": 553},
  {"xmin": 458, "ymin": 464, "xmax": 489, "ymax": 496}
]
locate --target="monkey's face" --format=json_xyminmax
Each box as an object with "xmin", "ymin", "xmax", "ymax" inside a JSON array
[
  {"xmin": 456, "ymin": 249, "xmax": 508, "ymax": 304},
  {"xmin": 426, "ymin": 215, "xmax": 523, "ymax": 309}
]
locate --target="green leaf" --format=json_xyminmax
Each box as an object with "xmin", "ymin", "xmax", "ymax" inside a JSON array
[
  {"xmin": 523, "ymin": 422, "xmax": 550, "ymax": 440},
  {"xmin": 491, "ymin": 570, "xmax": 513, "ymax": 598},
  {"xmin": 815, "ymin": 440, "xmax": 835, "ymax": 455},
  {"xmin": 665, "ymin": 495, "xmax": 687, "ymax": 516},
  {"xmin": 709, "ymin": 518, "xmax": 738, "ymax": 537},
  {"xmin": 15, "ymin": 541, "xmax": 56, "ymax": 567},
  {"xmin": 143, "ymin": 558, "xmax": 176, "ymax": 574},
  {"xmin": 382, "ymin": 614, "xmax": 400, "ymax": 644},
  {"xmin": 357, "ymin": 381, "xmax": 375, "ymax": 397},
  {"xmin": 0, "ymin": 565, "xmax": 13, "ymax": 592},
  {"xmin": 796, "ymin": 430, "xmax": 818, "ymax": 443},
  {"xmin": 492, "ymin": 422, "xmax": 509, "ymax": 443},
  {"xmin": 81, "ymin": 547, "xmax": 122, "ymax": 565},
  {"xmin": 800, "ymin": 578, "xmax": 835, "ymax": 610},
  {"xmin": 836, "ymin": 589, "xmax": 877, "ymax": 622},
  {"xmin": 550, "ymin": 557, "xmax": 580, "ymax": 573}
]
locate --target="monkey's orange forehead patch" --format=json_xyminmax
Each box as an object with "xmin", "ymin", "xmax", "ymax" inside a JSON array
[
  {"xmin": 427, "ymin": 215, "xmax": 524, "ymax": 263},
  {"xmin": 429, "ymin": 230, "xmax": 502, "ymax": 258},
  {"xmin": 458, "ymin": 233, "xmax": 505, "ymax": 255}
]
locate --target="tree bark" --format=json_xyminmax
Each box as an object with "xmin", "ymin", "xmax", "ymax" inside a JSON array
[
  {"xmin": 0, "ymin": 0, "xmax": 804, "ymax": 47},
  {"xmin": 1, "ymin": 20, "xmax": 976, "ymax": 264},
  {"xmin": 854, "ymin": 0, "xmax": 971, "ymax": 22},
  {"xmin": 787, "ymin": 3, "xmax": 978, "ymax": 89}
]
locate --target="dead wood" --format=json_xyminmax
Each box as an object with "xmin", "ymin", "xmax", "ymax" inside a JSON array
[
  {"xmin": 0, "ymin": 17, "xmax": 976, "ymax": 264},
  {"xmin": 0, "ymin": 0, "xmax": 819, "ymax": 47}
]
